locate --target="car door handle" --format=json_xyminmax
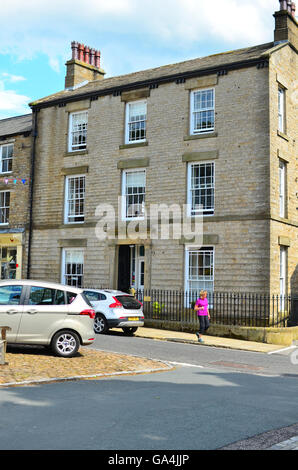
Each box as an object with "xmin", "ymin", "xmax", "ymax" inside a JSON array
[
  {"xmin": 7, "ymin": 309, "xmax": 18, "ymax": 315},
  {"xmin": 26, "ymin": 309, "xmax": 38, "ymax": 315}
]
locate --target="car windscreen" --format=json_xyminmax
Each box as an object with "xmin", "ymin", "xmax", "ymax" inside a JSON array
[{"xmin": 115, "ymin": 296, "xmax": 142, "ymax": 310}]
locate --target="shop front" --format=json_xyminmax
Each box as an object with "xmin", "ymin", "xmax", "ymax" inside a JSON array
[{"xmin": 0, "ymin": 231, "xmax": 23, "ymax": 280}]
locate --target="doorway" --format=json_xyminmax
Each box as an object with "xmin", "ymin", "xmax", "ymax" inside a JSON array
[
  {"xmin": 117, "ymin": 245, "xmax": 145, "ymax": 293},
  {"xmin": 118, "ymin": 245, "xmax": 131, "ymax": 293}
]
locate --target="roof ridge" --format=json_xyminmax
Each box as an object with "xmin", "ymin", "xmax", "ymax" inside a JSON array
[
  {"xmin": 31, "ymin": 41, "xmax": 275, "ymax": 107},
  {"xmin": 90, "ymin": 41, "xmax": 274, "ymax": 86},
  {"xmin": 0, "ymin": 113, "xmax": 32, "ymax": 123}
]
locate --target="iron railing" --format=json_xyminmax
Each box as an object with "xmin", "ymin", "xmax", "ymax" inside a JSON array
[
  {"xmin": 132, "ymin": 289, "xmax": 294, "ymax": 328},
  {"xmin": 84, "ymin": 286, "xmax": 296, "ymax": 328}
]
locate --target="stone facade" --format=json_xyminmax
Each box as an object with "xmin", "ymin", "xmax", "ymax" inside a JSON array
[
  {"xmin": 268, "ymin": 43, "xmax": 298, "ymax": 293},
  {"xmin": 0, "ymin": 115, "xmax": 32, "ymax": 279},
  {"xmin": 19, "ymin": 6, "xmax": 298, "ymax": 295}
]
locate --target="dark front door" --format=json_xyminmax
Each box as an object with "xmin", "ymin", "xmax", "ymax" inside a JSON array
[{"xmin": 118, "ymin": 245, "xmax": 131, "ymax": 293}]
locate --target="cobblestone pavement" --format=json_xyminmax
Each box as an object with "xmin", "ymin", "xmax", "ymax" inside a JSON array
[
  {"xmin": 0, "ymin": 344, "xmax": 172, "ymax": 387},
  {"xmin": 268, "ymin": 436, "xmax": 298, "ymax": 450},
  {"xmin": 221, "ymin": 423, "xmax": 298, "ymax": 450}
]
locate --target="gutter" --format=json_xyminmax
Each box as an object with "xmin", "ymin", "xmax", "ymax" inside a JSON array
[
  {"xmin": 26, "ymin": 109, "xmax": 38, "ymax": 279},
  {"xmin": 30, "ymin": 56, "xmax": 270, "ymax": 110}
]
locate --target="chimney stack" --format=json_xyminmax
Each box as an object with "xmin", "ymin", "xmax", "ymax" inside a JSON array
[
  {"xmin": 274, "ymin": 1, "xmax": 298, "ymax": 49},
  {"xmin": 65, "ymin": 42, "xmax": 105, "ymax": 89}
]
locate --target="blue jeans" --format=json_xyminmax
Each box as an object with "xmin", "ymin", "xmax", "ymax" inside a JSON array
[{"xmin": 198, "ymin": 316, "xmax": 210, "ymax": 335}]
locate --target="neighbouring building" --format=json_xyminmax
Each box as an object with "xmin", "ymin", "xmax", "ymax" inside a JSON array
[
  {"xmin": 24, "ymin": 1, "xmax": 298, "ymax": 296},
  {"xmin": 0, "ymin": 114, "xmax": 32, "ymax": 279}
]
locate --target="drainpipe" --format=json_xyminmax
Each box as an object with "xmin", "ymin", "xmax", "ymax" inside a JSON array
[{"xmin": 27, "ymin": 108, "xmax": 38, "ymax": 279}]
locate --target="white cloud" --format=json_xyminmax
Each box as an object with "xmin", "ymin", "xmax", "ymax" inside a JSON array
[
  {"xmin": 1, "ymin": 73, "xmax": 26, "ymax": 83},
  {"xmin": 0, "ymin": 0, "xmax": 279, "ymax": 74},
  {"xmin": 0, "ymin": 79, "xmax": 31, "ymax": 119}
]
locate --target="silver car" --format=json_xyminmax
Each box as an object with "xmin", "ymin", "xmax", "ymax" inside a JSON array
[
  {"xmin": 0, "ymin": 280, "xmax": 95, "ymax": 357},
  {"xmin": 83, "ymin": 289, "xmax": 144, "ymax": 335}
]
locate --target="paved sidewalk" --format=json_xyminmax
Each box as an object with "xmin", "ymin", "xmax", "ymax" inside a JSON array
[
  {"xmin": 268, "ymin": 436, "xmax": 298, "ymax": 450},
  {"xmin": 135, "ymin": 327, "xmax": 287, "ymax": 353}
]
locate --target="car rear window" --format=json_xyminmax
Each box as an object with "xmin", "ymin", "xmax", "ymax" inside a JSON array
[
  {"xmin": 66, "ymin": 292, "xmax": 78, "ymax": 304},
  {"xmin": 84, "ymin": 291, "xmax": 106, "ymax": 302},
  {"xmin": 81, "ymin": 293, "xmax": 93, "ymax": 307},
  {"xmin": 115, "ymin": 296, "xmax": 142, "ymax": 310}
]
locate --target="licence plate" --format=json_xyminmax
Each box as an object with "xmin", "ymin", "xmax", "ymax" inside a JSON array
[{"xmin": 128, "ymin": 317, "xmax": 139, "ymax": 321}]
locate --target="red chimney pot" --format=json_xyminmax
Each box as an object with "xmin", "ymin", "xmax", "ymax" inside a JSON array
[
  {"xmin": 84, "ymin": 46, "xmax": 90, "ymax": 64},
  {"xmin": 95, "ymin": 50, "xmax": 101, "ymax": 68},
  {"xmin": 78, "ymin": 43, "xmax": 84, "ymax": 61}
]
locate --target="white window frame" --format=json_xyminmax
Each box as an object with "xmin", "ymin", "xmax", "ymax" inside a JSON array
[
  {"xmin": 278, "ymin": 87, "xmax": 285, "ymax": 134},
  {"xmin": 279, "ymin": 160, "xmax": 286, "ymax": 218},
  {"xmin": 61, "ymin": 248, "xmax": 84, "ymax": 288},
  {"xmin": 187, "ymin": 161, "xmax": 215, "ymax": 217},
  {"xmin": 130, "ymin": 245, "xmax": 145, "ymax": 291},
  {"xmin": 122, "ymin": 169, "xmax": 146, "ymax": 221},
  {"xmin": 125, "ymin": 100, "xmax": 147, "ymax": 144},
  {"xmin": 184, "ymin": 245, "xmax": 215, "ymax": 300},
  {"xmin": 0, "ymin": 144, "xmax": 13, "ymax": 174},
  {"xmin": 0, "ymin": 191, "xmax": 10, "ymax": 225},
  {"xmin": 64, "ymin": 174, "xmax": 85, "ymax": 224},
  {"xmin": 280, "ymin": 245, "xmax": 287, "ymax": 310},
  {"xmin": 68, "ymin": 111, "xmax": 88, "ymax": 152},
  {"xmin": 190, "ymin": 88, "xmax": 215, "ymax": 135}
]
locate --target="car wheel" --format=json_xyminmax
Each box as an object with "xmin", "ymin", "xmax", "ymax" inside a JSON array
[
  {"xmin": 51, "ymin": 330, "xmax": 80, "ymax": 358},
  {"xmin": 94, "ymin": 314, "xmax": 109, "ymax": 334},
  {"xmin": 122, "ymin": 327, "xmax": 138, "ymax": 336}
]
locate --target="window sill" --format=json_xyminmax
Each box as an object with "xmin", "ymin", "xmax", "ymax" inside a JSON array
[
  {"xmin": 120, "ymin": 142, "xmax": 148, "ymax": 150},
  {"xmin": 184, "ymin": 132, "xmax": 217, "ymax": 141},
  {"xmin": 122, "ymin": 217, "xmax": 146, "ymax": 222},
  {"xmin": 190, "ymin": 213, "xmax": 215, "ymax": 218},
  {"xmin": 277, "ymin": 131, "xmax": 289, "ymax": 142},
  {"xmin": 64, "ymin": 150, "xmax": 88, "ymax": 157},
  {"xmin": 63, "ymin": 222, "xmax": 85, "ymax": 228}
]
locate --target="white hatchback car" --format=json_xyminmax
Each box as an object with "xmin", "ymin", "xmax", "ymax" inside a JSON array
[
  {"xmin": 83, "ymin": 289, "xmax": 144, "ymax": 335},
  {"xmin": 0, "ymin": 280, "xmax": 96, "ymax": 357}
]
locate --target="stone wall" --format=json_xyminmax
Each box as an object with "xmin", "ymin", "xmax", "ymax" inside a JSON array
[
  {"xmin": 269, "ymin": 44, "xmax": 298, "ymax": 293},
  {"xmin": 0, "ymin": 132, "xmax": 31, "ymax": 278},
  {"xmin": 30, "ymin": 56, "xmax": 295, "ymax": 293}
]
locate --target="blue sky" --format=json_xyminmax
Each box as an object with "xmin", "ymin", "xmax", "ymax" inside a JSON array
[{"xmin": 0, "ymin": 0, "xmax": 282, "ymax": 120}]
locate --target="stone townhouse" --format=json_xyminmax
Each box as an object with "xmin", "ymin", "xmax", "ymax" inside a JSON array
[
  {"xmin": 27, "ymin": 1, "xmax": 298, "ymax": 297},
  {"xmin": 0, "ymin": 114, "xmax": 32, "ymax": 279}
]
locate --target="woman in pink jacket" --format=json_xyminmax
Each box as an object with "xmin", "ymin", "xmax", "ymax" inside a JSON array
[{"xmin": 194, "ymin": 290, "xmax": 210, "ymax": 343}]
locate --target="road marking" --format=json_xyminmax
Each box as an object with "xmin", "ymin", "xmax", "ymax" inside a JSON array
[
  {"xmin": 92, "ymin": 348, "xmax": 204, "ymax": 369},
  {"xmin": 268, "ymin": 345, "xmax": 297, "ymax": 355},
  {"xmin": 168, "ymin": 361, "xmax": 204, "ymax": 368}
]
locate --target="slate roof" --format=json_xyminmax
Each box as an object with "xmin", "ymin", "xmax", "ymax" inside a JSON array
[
  {"xmin": 0, "ymin": 114, "xmax": 32, "ymax": 138},
  {"xmin": 30, "ymin": 41, "xmax": 276, "ymax": 108}
]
